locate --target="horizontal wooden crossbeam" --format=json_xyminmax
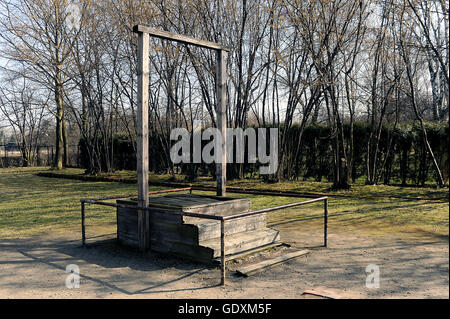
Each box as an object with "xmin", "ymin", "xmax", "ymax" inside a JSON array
[{"xmin": 133, "ymin": 25, "xmax": 229, "ymax": 51}]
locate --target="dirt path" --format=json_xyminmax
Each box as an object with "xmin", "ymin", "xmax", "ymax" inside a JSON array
[{"xmin": 0, "ymin": 226, "xmax": 447, "ymax": 299}]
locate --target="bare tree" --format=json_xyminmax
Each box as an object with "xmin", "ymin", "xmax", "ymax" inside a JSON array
[
  {"xmin": 0, "ymin": 0, "xmax": 88, "ymax": 169},
  {"xmin": 0, "ymin": 76, "xmax": 48, "ymax": 166},
  {"xmin": 398, "ymin": 0, "xmax": 446, "ymax": 187},
  {"xmin": 405, "ymin": 0, "xmax": 449, "ymax": 121}
]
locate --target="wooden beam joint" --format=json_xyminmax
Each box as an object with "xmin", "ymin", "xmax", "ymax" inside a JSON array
[{"xmin": 133, "ymin": 24, "xmax": 229, "ymax": 52}]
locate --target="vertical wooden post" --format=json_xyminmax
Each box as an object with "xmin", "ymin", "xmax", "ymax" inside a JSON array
[
  {"xmin": 324, "ymin": 198, "xmax": 328, "ymax": 247},
  {"xmin": 216, "ymin": 49, "xmax": 227, "ymax": 197},
  {"xmin": 137, "ymin": 31, "xmax": 150, "ymax": 252}
]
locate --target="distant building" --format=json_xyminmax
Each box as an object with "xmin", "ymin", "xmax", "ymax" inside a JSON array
[{"xmin": 5, "ymin": 143, "xmax": 19, "ymax": 151}]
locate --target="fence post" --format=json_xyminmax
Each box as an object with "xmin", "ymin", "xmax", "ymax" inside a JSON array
[
  {"xmin": 324, "ymin": 198, "xmax": 328, "ymax": 247},
  {"xmin": 220, "ymin": 219, "xmax": 226, "ymax": 285},
  {"xmin": 81, "ymin": 201, "xmax": 86, "ymax": 247}
]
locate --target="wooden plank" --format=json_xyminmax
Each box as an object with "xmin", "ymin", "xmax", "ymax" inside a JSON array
[
  {"xmin": 180, "ymin": 196, "xmax": 217, "ymax": 205},
  {"xmin": 118, "ymin": 229, "xmax": 138, "ymax": 241},
  {"xmin": 197, "ymin": 194, "xmax": 244, "ymax": 201},
  {"xmin": 196, "ymin": 214, "xmax": 267, "ymax": 241},
  {"xmin": 136, "ymin": 31, "xmax": 150, "ymax": 252},
  {"xmin": 117, "ymin": 200, "xmax": 182, "ymax": 223},
  {"xmin": 216, "ymin": 49, "xmax": 227, "ymax": 197},
  {"xmin": 204, "ymin": 228, "xmax": 281, "ymax": 258},
  {"xmin": 149, "ymin": 222, "xmax": 198, "ymax": 245},
  {"xmin": 182, "ymin": 200, "xmax": 251, "ymax": 215},
  {"xmin": 117, "ymin": 202, "xmax": 138, "ymax": 246},
  {"xmin": 150, "ymin": 240, "xmax": 214, "ymax": 263},
  {"xmin": 302, "ymin": 288, "xmax": 342, "ymax": 299},
  {"xmin": 152, "ymin": 194, "xmax": 219, "ymax": 206},
  {"xmin": 117, "ymin": 215, "xmax": 138, "ymax": 229},
  {"xmin": 148, "ymin": 211, "xmax": 183, "ymax": 224},
  {"xmin": 212, "ymin": 242, "xmax": 284, "ymax": 264},
  {"xmin": 147, "ymin": 195, "xmax": 202, "ymax": 208},
  {"xmin": 133, "ymin": 25, "xmax": 229, "ymax": 51},
  {"xmin": 117, "ymin": 231, "xmax": 139, "ymax": 247},
  {"xmin": 148, "ymin": 202, "xmax": 183, "ymax": 210},
  {"xmin": 235, "ymin": 250, "xmax": 310, "ymax": 277},
  {"xmin": 145, "ymin": 195, "xmax": 251, "ymax": 214}
]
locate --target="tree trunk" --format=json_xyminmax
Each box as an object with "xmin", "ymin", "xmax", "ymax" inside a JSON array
[
  {"xmin": 401, "ymin": 39, "xmax": 445, "ymax": 187},
  {"xmin": 62, "ymin": 112, "xmax": 69, "ymax": 167},
  {"xmin": 54, "ymin": 82, "xmax": 64, "ymax": 170}
]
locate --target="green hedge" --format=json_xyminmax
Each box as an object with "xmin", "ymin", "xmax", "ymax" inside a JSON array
[{"xmin": 79, "ymin": 122, "xmax": 448, "ymax": 185}]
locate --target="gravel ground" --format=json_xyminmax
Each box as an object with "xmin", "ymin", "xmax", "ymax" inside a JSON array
[{"xmin": 0, "ymin": 225, "xmax": 447, "ymax": 299}]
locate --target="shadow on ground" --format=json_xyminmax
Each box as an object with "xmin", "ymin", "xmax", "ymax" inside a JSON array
[
  {"xmin": 0, "ymin": 228, "xmax": 448, "ymax": 298},
  {"xmin": 0, "ymin": 233, "xmax": 221, "ymax": 296}
]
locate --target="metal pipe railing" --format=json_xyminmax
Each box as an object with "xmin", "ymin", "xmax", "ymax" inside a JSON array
[
  {"xmin": 80, "ymin": 187, "xmax": 196, "ymax": 247},
  {"xmin": 80, "ymin": 199, "xmax": 221, "ymax": 246},
  {"xmin": 218, "ymin": 196, "xmax": 328, "ymax": 285},
  {"xmin": 80, "ymin": 189, "xmax": 328, "ymax": 286},
  {"xmin": 222, "ymin": 196, "xmax": 328, "ymax": 221},
  {"xmin": 84, "ymin": 187, "xmax": 192, "ymax": 202}
]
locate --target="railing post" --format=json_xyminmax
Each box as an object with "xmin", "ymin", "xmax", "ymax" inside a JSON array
[
  {"xmin": 220, "ymin": 219, "xmax": 226, "ymax": 285},
  {"xmin": 81, "ymin": 201, "xmax": 86, "ymax": 247},
  {"xmin": 324, "ymin": 198, "xmax": 328, "ymax": 247}
]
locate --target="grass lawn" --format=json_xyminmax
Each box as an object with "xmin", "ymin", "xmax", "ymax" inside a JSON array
[
  {"xmin": 0, "ymin": 167, "xmax": 448, "ymax": 240},
  {"xmin": 45, "ymin": 167, "xmax": 449, "ymax": 201}
]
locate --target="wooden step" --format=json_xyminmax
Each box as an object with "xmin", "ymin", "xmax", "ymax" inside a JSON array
[
  {"xmin": 235, "ymin": 249, "xmax": 310, "ymax": 277},
  {"xmin": 149, "ymin": 221, "xmax": 198, "ymax": 245},
  {"xmin": 151, "ymin": 228, "xmax": 281, "ymax": 263},
  {"xmin": 201, "ymin": 228, "xmax": 281, "ymax": 258},
  {"xmin": 212, "ymin": 242, "xmax": 285, "ymax": 264},
  {"xmin": 150, "ymin": 239, "xmax": 214, "ymax": 263},
  {"xmin": 116, "ymin": 195, "xmax": 284, "ymax": 263},
  {"xmin": 146, "ymin": 194, "xmax": 252, "ymax": 218},
  {"xmin": 187, "ymin": 213, "xmax": 267, "ymax": 242}
]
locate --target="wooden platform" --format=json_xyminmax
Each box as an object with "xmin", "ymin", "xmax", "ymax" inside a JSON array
[
  {"xmin": 138, "ymin": 193, "xmax": 252, "ymax": 215},
  {"xmin": 116, "ymin": 193, "xmax": 281, "ymax": 263}
]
